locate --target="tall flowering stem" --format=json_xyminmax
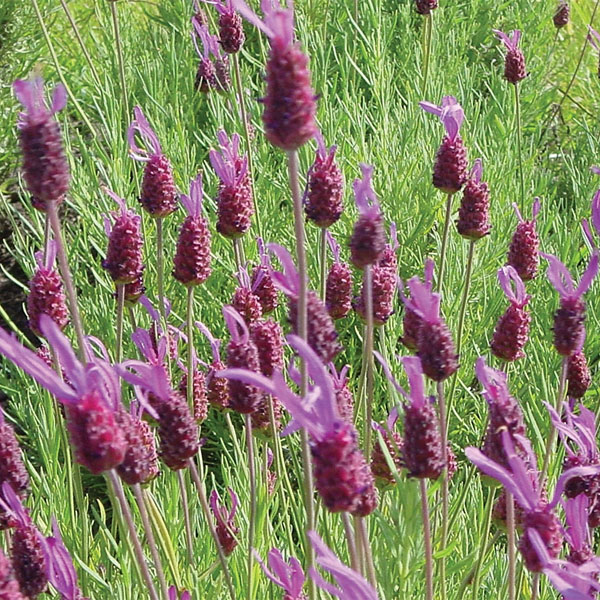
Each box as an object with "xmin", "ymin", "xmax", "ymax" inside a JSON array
[
  {"xmin": 421, "ymin": 14, "xmax": 433, "ymax": 95},
  {"xmin": 420, "ymin": 479, "xmax": 434, "ymax": 600}
]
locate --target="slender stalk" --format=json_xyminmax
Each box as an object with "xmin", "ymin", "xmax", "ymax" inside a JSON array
[
  {"xmin": 133, "ymin": 484, "xmax": 169, "ymax": 600},
  {"xmin": 420, "ymin": 479, "xmax": 434, "ymax": 600},
  {"xmin": 353, "ymin": 515, "xmax": 365, "ymax": 575},
  {"xmin": 514, "ymin": 84, "xmax": 525, "ymax": 214},
  {"xmin": 507, "ymin": 492, "xmax": 516, "ymax": 600},
  {"xmin": 342, "ymin": 513, "xmax": 359, "ymax": 572},
  {"xmin": 43, "ymin": 214, "xmax": 51, "ymax": 263},
  {"xmin": 128, "ymin": 306, "xmax": 138, "ymax": 330},
  {"xmin": 116, "ymin": 284, "xmax": 125, "ymax": 363},
  {"xmin": 437, "ymin": 193, "xmax": 453, "ymax": 295},
  {"xmin": 471, "ymin": 487, "xmax": 495, "ymax": 599},
  {"xmin": 287, "ymin": 149, "xmax": 315, "ymax": 598},
  {"xmin": 364, "ymin": 265, "xmax": 375, "ymax": 459},
  {"xmin": 47, "ymin": 203, "xmax": 86, "ymax": 361},
  {"xmin": 357, "ymin": 518, "xmax": 377, "ymax": 590},
  {"xmin": 58, "ymin": 0, "xmax": 101, "ymax": 86},
  {"xmin": 541, "ymin": 357, "xmax": 568, "ymax": 481},
  {"xmin": 233, "ymin": 237, "xmax": 244, "ymax": 271},
  {"xmin": 421, "ymin": 13, "xmax": 433, "ymax": 95},
  {"xmin": 107, "ymin": 471, "xmax": 159, "ymax": 600},
  {"xmin": 532, "ymin": 574, "xmax": 540, "ymax": 600},
  {"xmin": 156, "ymin": 219, "xmax": 167, "ymax": 327},
  {"xmin": 232, "ymin": 54, "xmax": 262, "ymax": 240},
  {"xmin": 319, "ymin": 228, "xmax": 327, "ymax": 301},
  {"xmin": 110, "ymin": 0, "xmax": 129, "ymax": 120},
  {"xmin": 245, "ymin": 414, "xmax": 257, "ymax": 600},
  {"xmin": 188, "ymin": 460, "xmax": 236, "ymax": 600},
  {"xmin": 186, "ymin": 287, "xmax": 195, "ymax": 410},
  {"xmin": 177, "ymin": 469, "xmax": 194, "ymax": 564},
  {"xmin": 457, "ymin": 531, "xmax": 500, "ymax": 597},
  {"xmin": 437, "ymin": 381, "xmax": 449, "ymax": 600}
]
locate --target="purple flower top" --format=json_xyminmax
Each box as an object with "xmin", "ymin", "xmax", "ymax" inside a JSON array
[
  {"xmin": 397, "ymin": 258, "xmax": 434, "ymax": 299},
  {"xmin": 268, "ymin": 243, "xmax": 301, "ymax": 297},
  {"xmin": 254, "ymin": 548, "xmax": 305, "ymax": 598},
  {"xmin": 192, "ymin": 21, "xmax": 221, "ymax": 59},
  {"xmin": 209, "ymin": 129, "xmax": 248, "ymax": 188},
  {"xmin": 168, "ymin": 587, "xmax": 192, "ymax": 600},
  {"xmin": 196, "ymin": 321, "xmax": 222, "ymax": 363},
  {"xmin": 374, "ymin": 353, "xmax": 430, "ymax": 410},
  {"xmin": 372, "ymin": 406, "xmax": 400, "ymax": 436},
  {"xmin": 326, "ymin": 231, "xmax": 343, "ymax": 263},
  {"xmin": 564, "ymin": 494, "xmax": 590, "ymax": 553},
  {"xmin": 352, "ymin": 164, "xmax": 381, "ymax": 220},
  {"xmin": 546, "ymin": 401, "xmax": 598, "ymax": 463},
  {"xmin": 223, "ymin": 305, "xmax": 250, "ymax": 345},
  {"xmin": 308, "ymin": 530, "xmax": 379, "ymax": 599},
  {"xmin": 40, "ymin": 518, "xmax": 82, "ymax": 600},
  {"xmin": 203, "ymin": 0, "xmax": 235, "ymax": 16},
  {"xmin": 232, "ymin": 0, "xmax": 294, "ymax": 49},
  {"xmin": 220, "ymin": 334, "xmax": 340, "ymax": 441},
  {"xmin": 328, "ymin": 363, "xmax": 350, "ymax": 390},
  {"xmin": 466, "ymin": 430, "xmax": 600, "ymax": 512},
  {"xmin": 475, "ymin": 356, "xmax": 512, "ymax": 406},
  {"xmin": 540, "ymin": 252, "xmax": 599, "ymax": 302},
  {"xmin": 209, "ymin": 487, "xmax": 239, "ymax": 533},
  {"xmin": 180, "ymin": 173, "xmax": 205, "ymax": 218},
  {"xmin": 127, "ymin": 106, "xmax": 162, "ymax": 162},
  {"xmin": 314, "ymin": 130, "xmax": 337, "ymax": 163},
  {"xmin": 14, "ymin": 77, "xmax": 67, "ymax": 129},
  {"xmin": 513, "ymin": 197, "xmax": 541, "ymax": 223},
  {"xmin": 388, "ymin": 221, "xmax": 399, "ymax": 253},
  {"xmin": 400, "ymin": 275, "xmax": 442, "ymax": 324},
  {"xmin": 419, "ymin": 96, "xmax": 465, "ymax": 142},
  {"xmin": 0, "ymin": 482, "xmax": 30, "ymax": 528},
  {"xmin": 588, "ymin": 26, "xmax": 600, "ymax": 51},
  {"xmin": 498, "ymin": 265, "xmax": 529, "ymax": 308},
  {"xmin": 256, "ymin": 237, "xmax": 271, "ymax": 268},
  {"xmin": 493, "ymin": 29, "xmax": 522, "ymax": 51}
]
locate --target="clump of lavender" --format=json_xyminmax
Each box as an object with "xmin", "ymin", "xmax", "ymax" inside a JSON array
[
  {"xmin": 173, "ymin": 174, "xmax": 212, "ymax": 286},
  {"xmin": 233, "ymin": 0, "xmax": 317, "ymax": 151},
  {"xmin": 304, "ymin": 133, "xmax": 344, "ymax": 228},
  {"xmin": 210, "ymin": 130, "xmax": 254, "ymax": 238},
  {"xmin": 128, "ymin": 107, "xmax": 178, "ymax": 218},
  {"xmin": 419, "ymin": 96, "xmax": 468, "ymax": 194},
  {"xmin": 231, "ymin": 266, "xmax": 263, "ymax": 324},
  {"xmin": 490, "ymin": 266, "xmax": 531, "ymax": 361},
  {"xmin": 507, "ymin": 199, "xmax": 541, "ymax": 281},
  {"xmin": 102, "ymin": 188, "xmax": 145, "ymax": 285},
  {"xmin": 348, "ymin": 164, "xmax": 386, "ymax": 269},
  {"xmin": 14, "ymin": 77, "xmax": 69, "ymax": 210},
  {"xmin": 371, "ymin": 408, "xmax": 404, "ymax": 487},
  {"xmin": 415, "ymin": 0, "xmax": 437, "ymax": 15},
  {"xmin": 554, "ymin": 1, "xmax": 570, "ymax": 28},
  {"xmin": 541, "ymin": 251, "xmax": 598, "ymax": 356},
  {"xmin": 325, "ymin": 232, "xmax": 352, "ymax": 320},
  {"xmin": 255, "ymin": 547, "xmax": 306, "ymax": 600},
  {"xmin": 210, "ymin": 488, "xmax": 239, "ymax": 556},
  {"xmin": 197, "ymin": 323, "xmax": 230, "ymax": 410},
  {"xmin": 251, "ymin": 239, "xmax": 279, "ymax": 315},
  {"xmin": 329, "ymin": 364, "xmax": 354, "ymax": 424},
  {"xmin": 269, "ymin": 244, "xmax": 341, "ymax": 363},
  {"xmin": 456, "ymin": 159, "xmax": 491, "ymax": 240},
  {"xmin": 399, "ymin": 260, "xmax": 434, "ymax": 352},
  {"xmin": 27, "ymin": 242, "xmax": 69, "ymax": 337},
  {"xmin": 494, "ymin": 29, "xmax": 527, "ymax": 84}
]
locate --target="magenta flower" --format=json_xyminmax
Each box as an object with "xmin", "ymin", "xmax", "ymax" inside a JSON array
[
  {"xmin": 232, "ymin": 0, "xmax": 317, "ymax": 150},
  {"xmin": 329, "ymin": 363, "xmax": 354, "ymax": 424},
  {"xmin": 325, "ymin": 231, "xmax": 353, "ymax": 320},
  {"xmin": 415, "ymin": 0, "xmax": 437, "ymax": 15},
  {"xmin": 419, "ymin": 96, "xmax": 468, "ymax": 194},
  {"xmin": 507, "ymin": 199, "xmax": 541, "ymax": 281},
  {"xmin": 192, "ymin": 21, "xmax": 220, "ymax": 92},
  {"xmin": 196, "ymin": 321, "xmax": 230, "ymax": 409},
  {"xmin": 371, "ymin": 408, "xmax": 404, "ymax": 487},
  {"xmin": 231, "ymin": 265, "xmax": 263, "ymax": 324},
  {"xmin": 308, "ymin": 530, "xmax": 378, "ymax": 599},
  {"xmin": 128, "ymin": 107, "xmax": 177, "ymax": 217},
  {"xmin": 554, "ymin": 1, "xmax": 570, "ymax": 28},
  {"xmin": 456, "ymin": 158, "xmax": 491, "ymax": 240},
  {"xmin": 254, "ymin": 548, "xmax": 306, "ymax": 599},
  {"xmin": 251, "ymin": 238, "xmax": 279, "ymax": 314},
  {"xmin": 168, "ymin": 586, "xmax": 191, "ymax": 600},
  {"xmin": 14, "ymin": 77, "xmax": 69, "ymax": 211},
  {"xmin": 349, "ymin": 164, "xmax": 386, "ymax": 269},
  {"xmin": 541, "ymin": 251, "xmax": 598, "ymax": 356},
  {"xmin": 209, "ymin": 488, "xmax": 239, "ymax": 556},
  {"xmin": 493, "ymin": 29, "xmax": 527, "ymax": 84},
  {"xmin": 209, "ymin": 130, "xmax": 254, "ymax": 238},
  {"xmin": 204, "ymin": 0, "xmax": 245, "ymax": 54}
]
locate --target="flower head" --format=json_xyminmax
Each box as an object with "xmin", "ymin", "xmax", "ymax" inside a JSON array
[
  {"xmin": 209, "ymin": 488, "xmax": 239, "ymax": 556},
  {"xmin": 325, "ymin": 232, "xmax": 353, "ymax": 320},
  {"xmin": 493, "ymin": 29, "xmax": 527, "ymax": 84},
  {"xmin": 456, "ymin": 158, "xmax": 491, "ymax": 240},
  {"xmin": 419, "ymin": 95, "xmax": 465, "ymax": 143}
]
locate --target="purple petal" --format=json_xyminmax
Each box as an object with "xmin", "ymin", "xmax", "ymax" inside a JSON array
[
  {"xmin": 254, "ymin": 549, "xmax": 285, "ymax": 589},
  {"xmin": 267, "ymin": 243, "xmax": 300, "ymax": 296},
  {"xmin": 401, "ymin": 356, "xmax": 427, "ymax": 407},
  {"xmin": 470, "ymin": 158, "xmax": 483, "ymax": 183},
  {"xmin": 222, "ymin": 305, "xmax": 249, "ymax": 344},
  {"xmin": 419, "ymin": 101, "xmax": 442, "ymax": 117},
  {"xmin": 541, "ymin": 253, "xmax": 574, "ymax": 298},
  {"xmin": 575, "ymin": 251, "xmax": 599, "ymax": 298},
  {"xmin": 51, "ymin": 84, "xmax": 67, "ymax": 114},
  {"xmin": 373, "ymin": 352, "xmax": 408, "ymax": 399},
  {"xmin": 493, "ymin": 28, "xmax": 513, "ymax": 50}
]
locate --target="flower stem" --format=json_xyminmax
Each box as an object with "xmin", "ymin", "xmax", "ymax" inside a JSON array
[
  {"xmin": 109, "ymin": 0, "xmax": 129, "ymax": 120},
  {"xmin": 188, "ymin": 460, "xmax": 236, "ymax": 600},
  {"xmin": 232, "ymin": 54, "xmax": 262, "ymax": 240},
  {"xmin": 420, "ymin": 479, "xmax": 434, "ymax": 600},
  {"xmin": 514, "ymin": 84, "xmax": 525, "ymax": 215},
  {"xmin": 531, "ymin": 574, "xmax": 540, "ymax": 600},
  {"xmin": 177, "ymin": 469, "xmax": 194, "ymax": 565},
  {"xmin": 507, "ymin": 492, "xmax": 516, "ymax": 600},
  {"xmin": 422, "ymin": 13, "xmax": 433, "ymax": 95},
  {"xmin": 342, "ymin": 513, "xmax": 359, "ymax": 572},
  {"xmin": 319, "ymin": 227, "xmax": 327, "ymax": 301},
  {"xmin": 133, "ymin": 484, "xmax": 169, "ymax": 600},
  {"xmin": 47, "ymin": 202, "xmax": 86, "ymax": 361},
  {"xmin": 357, "ymin": 517, "xmax": 377, "ymax": 590},
  {"xmin": 364, "ymin": 265, "xmax": 375, "ymax": 459},
  {"xmin": 287, "ymin": 149, "xmax": 316, "ymax": 600},
  {"xmin": 116, "ymin": 284, "xmax": 125, "ymax": 363},
  {"xmin": 186, "ymin": 287, "xmax": 195, "ymax": 410},
  {"xmin": 156, "ymin": 218, "xmax": 167, "ymax": 327},
  {"xmin": 437, "ymin": 193, "xmax": 453, "ymax": 296},
  {"xmin": 43, "ymin": 213, "xmax": 51, "ymax": 263},
  {"xmin": 471, "ymin": 487, "xmax": 495, "ymax": 599},
  {"xmin": 107, "ymin": 470, "xmax": 159, "ymax": 600},
  {"xmin": 245, "ymin": 414, "xmax": 256, "ymax": 600},
  {"xmin": 436, "ymin": 380, "xmax": 449, "ymax": 600}
]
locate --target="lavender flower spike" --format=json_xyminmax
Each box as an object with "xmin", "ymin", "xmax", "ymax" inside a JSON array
[
  {"xmin": 308, "ymin": 530, "xmax": 378, "ymax": 599},
  {"xmin": 254, "ymin": 548, "xmax": 306, "ymax": 599},
  {"xmin": 419, "ymin": 96, "xmax": 464, "ymax": 143},
  {"xmin": 207, "ymin": 0, "xmax": 245, "ymax": 54},
  {"xmin": 192, "ymin": 22, "xmax": 220, "ymax": 92},
  {"xmin": 493, "ymin": 29, "xmax": 527, "ymax": 84},
  {"xmin": 209, "ymin": 488, "xmax": 239, "ymax": 556},
  {"xmin": 541, "ymin": 251, "xmax": 599, "ymax": 356},
  {"xmin": 168, "ymin": 586, "xmax": 191, "ymax": 600}
]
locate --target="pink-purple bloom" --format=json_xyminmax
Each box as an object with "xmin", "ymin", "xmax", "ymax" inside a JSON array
[
  {"xmin": 209, "ymin": 488, "xmax": 239, "ymax": 556},
  {"xmin": 325, "ymin": 231, "xmax": 353, "ymax": 320},
  {"xmin": 493, "ymin": 29, "xmax": 527, "ymax": 84},
  {"xmin": 507, "ymin": 199, "xmax": 541, "ymax": 281},
  {"xmin": 254, "ymin": 548, "xmax": 306, "ymax": 599},
  {"xmin": 456, "ymin": 158, "xmax": 491, "ymax": 240}
]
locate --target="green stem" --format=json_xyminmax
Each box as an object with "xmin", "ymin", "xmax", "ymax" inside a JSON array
[
  {"xmin": 319, "ymin": 228, "xmax": 327, "ymax": 301},
  {"xmin": 186, "ymin": 287, "xmax": 195, "ymax": 410},
  {"xmin": 531, "ymin": 574, "xmax": 540, "ymax": 600},
  {"xmin": 514, "ymin": 84, "xmax": 525, "ymax": 214},
  {"xmin": 437, "ymin": 193, "xmax": 453, "ymax": 296},
  {"xmin": 116, "ymin": 284, "xmax": 125, "ymax": 363},
  {"xmin": 471, "ymin": 487, "xmax": 495, "ymax": 599},
  {"xmin": 507, "ymin": 492, "xmax": 516, "ymax": 600},
  {"xmin": 357, "ymin": 517, "xmax": 377, "ymax": 590},
  {"xmin": 342, "ymin": 513, "xmax": 359, "ymax": 572},
  {"xmin": 110, "ymin": 0, "xmax": 129, "ymax": 120},
  {"xmin": 364, "ymin": 265, "xmax": 375, "ymax": 459},
  {"xmin": 177, "ymin": 469, "xmax": 194, "ymax": 565},
  {"xmin": 420, "ymin": 479, "xmax": 434, "ymax": 600},
  {"xmin": 245, "ymin": 414, "xmax": 256, "ymax": 600},
  {"xmin": 437, "ymin": 381, "xmax": 449, "ymax": 600},
  {"xmin": 422, "ymin": 13, "xmax": 433, "ymax": 95}
]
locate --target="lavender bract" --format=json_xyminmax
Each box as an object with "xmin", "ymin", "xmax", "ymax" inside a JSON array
[
  {"xmin": 251, "ymin": 238, "xmax": 279, "ymax": 314},
  {"xmin": 209, "ymin": 488, "xmax": 239, "ymax": 556},
  {"xmin": 254, "ymin": 548, "xmax": 306, "ymax": 600},
  {"xmin": 494, "ymin": 29, "xmax": 527, "ymax": 84},
  {"xmin": 399, "ymin": 260, "xmax": 434, "ymax": 352}
]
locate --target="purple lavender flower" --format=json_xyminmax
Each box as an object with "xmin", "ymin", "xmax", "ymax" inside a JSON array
[
  {"xmin": 349, "ymin": 164, "xmax": 386, "ymax": 269},
  {"xmin": 233, "ymin": 0, "xmax": 317, "ymax": 150},
  {"xmin": 399, "ymin": 259, "xmax": 434, "ymax": 352},
  {"xmin": 0, "ymin": 548, "xmax": 25, "ymax": 598},
  {"xmin": 494, "ymin": 29, "xmax": 527, "ymax": 84},
  {"xmin": 491, "ymin": 266, "xmax": 531, "ymax": 361},
  {"xmin": 456, "ymin": 158, "xmax": 491, "ymax": 240},
  {"xmin": 329, "ymin": 364, "xmax": 354, "ymax": 424},
  {"xmin": 304, "ymin": 132, "xmax": 344, "ymax": 228},
  {"xmin": 192, "ymin": 22, "xmax": 219, "ymax": 92},
  {"xmin": 207, "ymin": 0, "xmax": 245, "ymax": 54},
  {"xmin": 231, "ymin": 265, "xmax": 263, "ymax": 324},
  {"xmin": 254, "ymin": 548, "xmax": 306, "ymax": 599},
  {"xmin": 269, "ymin": 243, "xmax": 341, "ymax": 363},
  {"xmin": 196, "ymin": 322, "xmax": 230, "ymax": 409},
  {"xmin": 419, "ymin": 96, "xmax": 468, "ymax": 194},
  {"xmin": 554, "ymin": 1, "xmax": 570, "ymax": 28},
  {"xmin": 14, "ymin": 77, "xmax": 69, "ymax": 211},
  {"xmin": 102, "ymin": 188, "xmax": 144, "ymax": 285},
  {"xmin": 128, "ymin": 107, "xmax": 177, "ymax": 217},
  {"xmin": 209, "ymin": 488, "xmax": 239, "ymax": 556},
  {"xmin": 173, "ymin": 174, "xmax": 212, "ymax": 286},
  {"xmin": 210, "ymin": 130, "xmax": 254, "ymax": 238},
  {"xmin": 564, "ymin": 495, "xmax": 595, "ymax": 567},
  {"xmin": 168, "ymin": 586, "xmax": 191, "ymax": 600},
  {"xmin": 371, "ymin": 408, "xmax": 404, "ymax": 487},
  {"xmin": 325, "ymin": 232, "xmax": 353, "ymax": 320},
  {"xmin": 27, "ymin": 241, "xmax": 69, "ymax": 337},
  {"xmin": 507, "ymin": 199, "xmax": 541, "ymax": 281},
  {"xmin": 415, "ymin": 0, "xmax": 437, "ymax": 15},
  {"xmin": 567, "ymin": 348, "xmax": 592, "ymax": 400},
  {"xmin": 251, "ymin": 238, "xmax": 279, "ymax": 314},
  {"xmin": 541, "ymin": 251, "xmax": 598, "ymax": 356},
  {"xmin": 308, "ymin": 530, "xmax": 378, "ymax": 599}
]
